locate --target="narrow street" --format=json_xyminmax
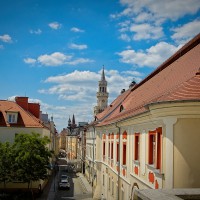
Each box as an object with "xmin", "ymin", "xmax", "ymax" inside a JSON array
[
  {"xmin": 37, "ymin": 161, "xmax": 93, "ymax": 200},
  {"xmin": 54, "ymin": 170, "xmax": 92, "ymax": 200}
]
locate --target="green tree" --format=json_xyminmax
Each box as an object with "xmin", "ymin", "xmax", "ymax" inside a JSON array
[
  {"xmin": 13, "ymin": 132, "xmax": 53, "ymax": 189},
  {"xmin": 0, "ymin": 142, "xmax": 13, "ymax": 189}
]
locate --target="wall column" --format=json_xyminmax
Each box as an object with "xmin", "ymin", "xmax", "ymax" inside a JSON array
[{"xmin": 163, "ymin": 117, "xmax": 177, "ymax": 189}]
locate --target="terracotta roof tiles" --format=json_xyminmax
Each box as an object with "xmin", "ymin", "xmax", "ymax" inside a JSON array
[
  {"xmin": 0, "ymin": 100, "xmax": 44, "ymax": 128},
  {"xmin": 97, "ymin": 33, "xmax": 200, "ymax": 126}
]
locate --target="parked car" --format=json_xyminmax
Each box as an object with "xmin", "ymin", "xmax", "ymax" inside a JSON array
[
  {"xmin": 58, "ymin": 179, "xmax": 70, "ymax": 190},
  {"xmin": 60, "ymin": 174, "xmax": 69, "ymax": 181}
]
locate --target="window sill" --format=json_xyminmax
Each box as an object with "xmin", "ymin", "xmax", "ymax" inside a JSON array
[
  {"xmin": 121, "ymin": 165, "xmax": 127, "ymax": 169},
  {"xmin": 146, "ymin": 164, "xmax": 164, "ymax": 176},
  {"xmin": 133, "ymin": 160, "xmax": 140, "ymax": 165}
]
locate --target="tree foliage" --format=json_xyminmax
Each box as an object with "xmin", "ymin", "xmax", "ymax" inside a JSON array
[
  {"xmin": 0, "ymin": 132, "xmax": 53, "ymax": 189},
  {"xmin": 0, "ymin": 142, "xmax": 13, "ymax": 188}
]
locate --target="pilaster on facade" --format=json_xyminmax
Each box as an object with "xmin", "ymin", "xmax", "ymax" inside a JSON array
[{"xmin": 163, "ymin": 117, "xmax": 177, "ymax": 189}]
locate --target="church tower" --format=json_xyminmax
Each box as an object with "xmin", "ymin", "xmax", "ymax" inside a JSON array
[{"xmin": 94, "ymin": 66, "xmax": 109, "ymax": 116}]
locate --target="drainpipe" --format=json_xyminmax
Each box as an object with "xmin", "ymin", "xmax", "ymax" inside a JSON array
[
  {"xmin": 92, "ymin": 125, "xmax": 95, "ymax": 198},
  {"xmin": 115, "ymin": 123, "xmax": 120, "ymax": 200}
]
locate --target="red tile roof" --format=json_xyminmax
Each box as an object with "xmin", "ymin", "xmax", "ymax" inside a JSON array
[
  {"xmin": 97, "ymin": 33, "xmax": 200, "ymax": 126},
  {"xmin": 0, "ymin": 100, "xmax": 45, "ymax": 128}
]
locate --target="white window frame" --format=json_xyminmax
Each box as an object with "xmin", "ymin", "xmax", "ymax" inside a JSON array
[{"xmin": 7, "ymin": 112, "xmax": 18, "ymax": 123}]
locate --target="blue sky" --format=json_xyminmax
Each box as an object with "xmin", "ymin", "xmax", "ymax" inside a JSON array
[{"xmin": 1, "ymin": 0, "xmax": 200, "ymax": 132}]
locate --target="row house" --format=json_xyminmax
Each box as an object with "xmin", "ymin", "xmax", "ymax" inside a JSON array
[
  {"xmin": 60, "ymin": 128, "xmax": 68, "ymax": 151},
  {"xmin": 94, "ymin": 33, "xmax": 200, "ymax": 200},
  {"xmin": 85, "ymin": 122, "xmax": 97, "ymax": 189},
  {"xmin": 0, "ymin": 96, "xmax": 53, "ymax": 192}
]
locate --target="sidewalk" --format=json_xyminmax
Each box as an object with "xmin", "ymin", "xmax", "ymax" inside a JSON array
[
  {"xmin": 77, "ymin": 172, "xmax": 92, "ymax": 194},
  {"xmin": 36, "ymin": 172, "xmax": 57, "ymax": 200}
]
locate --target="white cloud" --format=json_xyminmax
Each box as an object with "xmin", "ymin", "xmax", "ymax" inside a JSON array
[
  {"xmin": 0, "ymin": 34, "xmax": 12, "ymax": 43},
  {"xmin": 117, "ymin": 42, "xmax": 178, "ymax": 68},
  {"xmin": 134, "ymin": 12, "xmax": 153, "ymax": 23},
  {"xmin": 130, "ymin": 23, "xmax": 164, "ymax": 40},
  {"xmin": 39, "ymin": 69, "xmax": 143, "ymax": 103},
  {"xmin": 66, "ymin": 58, "xmax": 94, "ymax": 65},
  {"xmin": 69, "ymin": 43, "xmax": 88, "ymax": 50},
  {"xmin": 171, "ymin": 19, "xmax": 200, "ymax": 44},
  {"xmin": 119, "ymin": 34, "xmax": 131, "ymax": 42},
  {"xmin": 113, "ymin": 0, "xmax": 200, "ymax": 42},
  {"xmin": 119, "ymin": 0, "xmax": 200, "ymax": 22},
  {"xmin": 37, "ymin": 68, "xmax": 144, "ymax": 131},
  {"xmin": 38, "ymin": 52, "xmax": 72, "ymax": 66},
  {"xmin": 23, "ymin": 58, "xmax": 37, "ymax": 64},
  {"xmin": 30, "ymin": 29, "xmax": 42, "ymax": 34},
  {"xmin": 24, "ymin": 52, "xmax": 94, "ymax": 67},
  {"xmin": 70, "ymin": 27, "xmax": 85, "ymax": 33},
  {"xmin": 122, "ymin": 70, "xmax": 143, "ymax": 77},
  {"xmin": 44, "ymin": 70, "xmax": 99, "ymax": 84},
  {"xmin": 48, "ymin": 22, "xmax": 62, "ymax": 30}
]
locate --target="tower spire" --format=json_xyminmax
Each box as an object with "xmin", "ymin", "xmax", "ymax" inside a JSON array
[
  {"xmin": 101, "ymin": 65, "xmax": 106, "ymax": 81},
  {"xmin": 72, "ymin": 114, "xmax": 75, "ymax": 125}
]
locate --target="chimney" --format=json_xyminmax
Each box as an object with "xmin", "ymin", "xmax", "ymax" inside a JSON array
[
  {"xmin": 15, "ymin": 96, "xmax": 40, "ymax": 119},
  {"xmin": 15, "ymin": 97, "xmax": 29, "ymax": 110},
  {"xmin": 28, "ymin": 103, "xmax": 40, "ymax": 119}
]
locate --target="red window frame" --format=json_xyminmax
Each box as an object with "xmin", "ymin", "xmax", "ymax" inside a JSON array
[
  {"xmin": 103, "ymin": 142, "xmax": 105, "ymax": 156},
  {"xmin": 116, "ymin": 143, "xmax": 119, "ymax": 162},
  {"xmin": 134, "ymin": 133, "xmax": 140, "ymax": 160},
  {"xmin": 123, "ymin": 142, "xmax": 126, "ymax": 165},
  {"xmin": 111, "ymin": 142, "xmax": 113, "ymax": 159},
  {"xmin": 108, "ymin": 142, "xmax": 110, "ymax": 158},
  {"xmin": 148, "ymin": 127, "xmax": 162, "ymax": 169}
]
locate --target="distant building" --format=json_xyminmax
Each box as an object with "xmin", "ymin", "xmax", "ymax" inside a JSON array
[
  {"xmin": 94, "ymin": 66, "xmax": 109, "ymax": 116},
  {"xmin": 93, "ymin": 34, "xmax": 200, "ymax": 199}
]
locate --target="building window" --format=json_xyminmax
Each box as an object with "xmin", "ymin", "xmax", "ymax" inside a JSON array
[
  {"xmin": 116, "ymin": 143, "xmax": 119, "ymax": 162},
  {"xmin": 108, "ymin": 177, "xmax": 110, "ymax": 190},
  {"xmin": 148, "ymin": 127, "xmax": 162, "ymax": 169},
  {"xmin": 112, "ymin": 180, "xmax": 114, "ymax": 195},
  {"xmin": 108, "ymin": 142, "xmax": 110, "ymax": 158},
  {"xmin": 149, "ymin": 133, "xmax": 156, "ymax": 165},
  {"xmin": 116, "ymin": 185, "xmax": 118, "ymax": 199},
  {"xmin": 103, "ymin": 142, "xmax": 105, "ymax": 156},
  {"xmin": 123, "ymin": 143, "xmax": 126, "ymax": 165},
  {"xmin": 103, "ymin": 174, "xmax": 104, "ymax": 186},
  {"xmin": 134, "ymin": 133, "xmax": 140, "ymax": 160},
  {"xmin": 120, "ymin": 105, "xmax": 124, "ymax": 112},
  {"xmin": 7, "ymin": 112, "xmax": 18, "ymax": 123},
  {"xmin": 111, "ymin": 142, "xmax": 113, "ymax": 159},
  {"xmin": 123, "ymin": 131, "xmax": 127, "ymax": 139},
  {"xmin": 121, "ymin": 189, "xmax": 124, "ymax": 200}
]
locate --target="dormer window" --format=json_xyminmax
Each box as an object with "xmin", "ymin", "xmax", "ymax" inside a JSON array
[
  {"xmin": 7, "ymin": 112, "xmax": 18, "ymax": 123},
  {"xmin": 120, "ymin": 105, "xmax": 124, "ymax": 112}
]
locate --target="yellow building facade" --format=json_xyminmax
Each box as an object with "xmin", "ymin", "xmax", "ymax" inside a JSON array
[{"xmin": 94, "ymin": 34, "xmax": 200, "ymax": 199}]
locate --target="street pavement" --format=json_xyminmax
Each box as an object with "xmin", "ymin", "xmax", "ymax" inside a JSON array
[{"xmin": 37, "ymin": 170, "xmax": 92, "ymax": 200}]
